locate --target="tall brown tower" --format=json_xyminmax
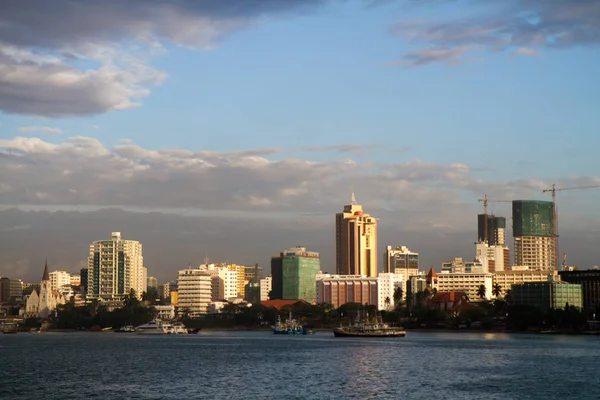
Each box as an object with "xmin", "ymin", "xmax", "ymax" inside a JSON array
[{"xmin": 335, "ymin": 193, "xmax": 378, "ymax": 277}]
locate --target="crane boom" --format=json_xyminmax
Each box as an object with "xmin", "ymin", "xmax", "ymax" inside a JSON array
[
  {"xmin": 477, "ymin": 194, "xmax": 511, "ymax": 243},
  {"xmin": 542, "ymin": 184, "xmax": 600, "ymax": 270}
]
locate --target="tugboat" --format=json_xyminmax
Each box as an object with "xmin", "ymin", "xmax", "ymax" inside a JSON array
[
  {"xmin": 272, "ymin": 313, "xmax": 315, "ymax": 335},
  {"xmin": 333, "ymin": 318, "xmax": 406, "ymax": 338}
]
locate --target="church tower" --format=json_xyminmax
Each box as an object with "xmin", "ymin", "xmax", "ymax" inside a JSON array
[{"xmin": 38, "ymin": 259, "xmax": 52, "ymax": 318}]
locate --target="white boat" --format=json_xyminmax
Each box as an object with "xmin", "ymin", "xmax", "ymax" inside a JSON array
[
  {"xmin": 135, "ymin": 320, "xmax": 170, "ymax": 335},
  {"xmin": 170, "ymin": 322, "xmax": 188, "ymax": 334}
]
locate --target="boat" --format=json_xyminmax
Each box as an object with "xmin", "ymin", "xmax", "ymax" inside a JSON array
[
  {"xmin": 116, "ymin": 325, "xmax": 135, "ymax": 333},
  {"xmin": 169, "ymin": 322, "xmax": 188, "ymax": 334},
  {"xmin": 333, "ymin": 319, "xmax": 406, "ymax": 338},
  {"xmin": 2, "ymin": 323, "xmax": 18, "ymax": 334},
  {"xmin": 272, "ymin": 313, "xmax": 315, "ymax": 335},
  {"xmin": 135, "ymin": 320, "xmax": 170, "ymax": 335}
]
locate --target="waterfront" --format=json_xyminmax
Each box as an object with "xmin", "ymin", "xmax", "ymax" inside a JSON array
[{"xmin": 2, "ymin": 331, "xmax": 600, "ymax": 399}]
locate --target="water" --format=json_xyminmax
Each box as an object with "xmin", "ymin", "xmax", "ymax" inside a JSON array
[{"xmin": 1, "ymin": 331, "xmax": 599, "ymax": 399}]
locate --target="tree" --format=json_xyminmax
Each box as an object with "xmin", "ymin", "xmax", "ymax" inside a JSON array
[
  {"xmin": 492, "ymin": 283, "xmax": 502, "ymax": 298},
  {"xmin": 393, "ymin": 287, "xmax": 403, "ymax": 307},
  {"xmin": 384, "ymin": 296, "xmax": 391, "ymax": 310},
  {"xmin": 477, "ymin": 284, "xmax": 487, "ymax": 300}
]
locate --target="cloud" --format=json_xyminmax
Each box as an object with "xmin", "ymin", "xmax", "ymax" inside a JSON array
[
  {"xmin": 392, "ymin": 0, "xmax": 600, "ymax": 66},
  {"xmin": 392, "ymin": 45, "xmax": 479, "ymax": 67},
  {"xmin": 514, "ymin": 47, "xmax": 541, "ymax": 57},
  {"xmin": 1, "ymin": 135, "xmax": 599, "ymax": 234},
  {"xmin": 0, "ymin": 0, "xmax": 332, "ymax": 117},
  {"xmin": 17, "ymin": 126, "xmax": 63, "ymax": 135}
]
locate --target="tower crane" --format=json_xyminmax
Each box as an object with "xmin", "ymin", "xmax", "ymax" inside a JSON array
[
  {"xmin": 542, "ymin": 184, "xmax": 600, "ymax": 270},
  {"xmin": 477, "ymin": 194, "xmax": 512, "ymax": 244}
]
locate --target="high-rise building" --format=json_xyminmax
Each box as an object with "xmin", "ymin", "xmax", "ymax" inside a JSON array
[
  {"xmin": 227, "ymin": 264, "xmax": 246, "ymax": 298},
  {"xmin": 512, "ymin": 201, "xmax": 556, "ymax": 270},
  {"xmin": 271, "ymin": 246, "xmax": 321, "ymax": 302},
  {"xmin": 477, "ymin": 215, "xmax": 506, "ymax": 245},
  {"xmin": 335, "ymin": 193, "xmax": 378, "ymax": 277},
  {"xmin": 147, "ymin": 276, "xmax": 158, "ymax": 290},
  {"xmin": 177, "ymin": 268, "xmax": 212, "ymax": 316},
  {"xmin": 49, "ymin": 271, "xmax": 72, "ymax": 291},
  {"xmin": 383, "ymin": 246, "xmax": 419, "ymax": 275},
  {"xmin": 87, "ymin": 232, "xmax": 147, "ymax": 300}
]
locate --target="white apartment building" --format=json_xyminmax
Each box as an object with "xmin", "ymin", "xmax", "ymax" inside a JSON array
[
  {"xmin": 218, "ymin": 269, "xmax": 238, "ymax": 300},
  {"xmin": 436, "ymin": 272, "xmax": 494, "ymax": 301},
  {"xmin": 49, "ymin": 271, "xmax": 72, "ymax": 291},
  {"xmin": 87, "ymin": 232, "xmax": 147, "ymax": 300},
  {"xmin": 377, "ymin": 273, "xmax": 404, "ymax": 310},
  {"xmin": 260, "ymin": 276, "xmax": 272, "ymax": 301},
  {"xmin": 177, "ymin": 268, "xmax": 212, "ymax": 316},
  {"xmin": 200, "ymin": 264, "xmax": 240, "ymax": 300},
  {"xmin": 475, "ymin": 243, "xmax": 510, "ymax": 273}
]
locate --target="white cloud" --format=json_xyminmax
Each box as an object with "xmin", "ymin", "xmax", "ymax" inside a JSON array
[
  {"xmin": 17, "ymin": 126, "xmax": 63, "ymax": 135},
  {"xmin": 2, "ymin": 136, "xmax": 599, "ymax": 233},
  {"xmin": 0, "ymin": 0, "xmax": 330, "ymax": 117},
  {"xmin": 514, "ymin": 47, "xmax": 541, "ymax": 57}
]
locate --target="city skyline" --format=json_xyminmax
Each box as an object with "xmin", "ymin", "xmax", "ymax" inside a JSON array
[{"xmin": 1, "ymin": 0, "xmax": 599, "ymax": 282}]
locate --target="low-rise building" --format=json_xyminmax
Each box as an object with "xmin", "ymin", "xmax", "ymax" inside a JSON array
[
  {"xmin": 493, "ymin": 270, "xmax": 551, "ymax": 295},
  {"xmin": 558, "ymin": 269, "xmax": 600, "ymax": 314},
  {"xmin": 433, "ymin": 269, "xmax": 494, "ymax": 301},
  {"xmin": 316, "ymin": 274, "xmax": 378, "ymax": 309},
  {"xmin": 511, "ymin": 281, "xmax": 583, "ymax": 310}
]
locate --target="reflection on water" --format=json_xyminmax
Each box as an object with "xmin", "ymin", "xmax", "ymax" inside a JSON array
[{"xmin": 1, "ymin": 331, "xmax": 600, "ymax": 399}]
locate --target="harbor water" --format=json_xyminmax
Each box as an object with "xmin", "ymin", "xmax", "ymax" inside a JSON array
[{"xmin": 1, "ymin": 331, "xmax": 599, "ymax": 399}]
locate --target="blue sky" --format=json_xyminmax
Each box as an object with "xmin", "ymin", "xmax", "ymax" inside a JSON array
[
  {"xmin": 1, "ymin": 0, "xmax": 599, "ymax": 277},
  {"xmin": 2, "ymin": 1, "xmax": 598, "ymax": 177}
]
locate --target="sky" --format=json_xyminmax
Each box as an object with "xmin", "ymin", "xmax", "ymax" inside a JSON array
[{"xmin": 0, "ymin": 0, "xmax": 599, "ymax": 283}]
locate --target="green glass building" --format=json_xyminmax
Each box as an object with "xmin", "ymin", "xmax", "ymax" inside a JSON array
[
  {"xmin": 512, "ymin": 200, "xmax": 554, "ymax": 237},
  {"xmin": 270, "ymin": 246, "xmax": 321, "ymax": 303},
  {"xmin": 511, "ymin": 281, "xmax": 583, "ymax": 310}
]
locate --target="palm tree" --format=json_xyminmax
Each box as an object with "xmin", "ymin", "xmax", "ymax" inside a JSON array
[
  {"xmin": 492, "ymin": 283, "xmax": 502, "ymax": 298},
  {"xmin": 393, "ymin": 287, "xmax": 403, "ymax": 307},
  {"xmin": 477, "ymin": 284, "xmax": 487, "ymax": 300},
  {"xmin": 384, "ymin": 296, "xmax": 391, "ymax": 310}
]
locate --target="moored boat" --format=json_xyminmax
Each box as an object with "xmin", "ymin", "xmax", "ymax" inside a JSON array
[
  {"xmin": 135, "ymin": 320, "xmax": 169, "ymax": 335},
  {"xmin": 333, "ymin": 319, "xmax": 406, "ymax": 338},
  {"xmin": 272, "ymin": 314, "xmax": 315, "ymax": 335}
]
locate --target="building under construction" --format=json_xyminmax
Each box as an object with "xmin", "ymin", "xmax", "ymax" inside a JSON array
[
  {"xmin": 512, "ymin": 200, "xmax": 556, "ymax": 270},
  {"xmin": 477, "ymin": 214, "xmax": 506, "ymax": 245}
]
